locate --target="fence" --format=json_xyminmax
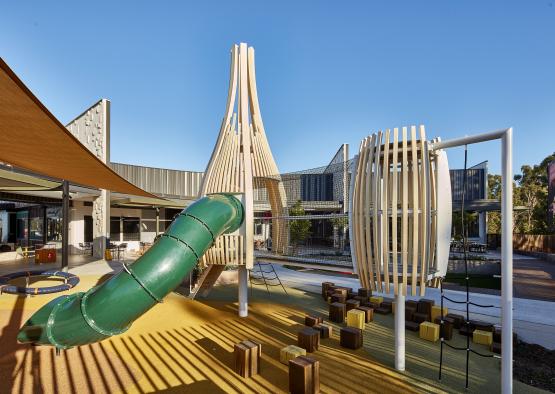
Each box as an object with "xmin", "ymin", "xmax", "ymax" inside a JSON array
[{"xmin": 488, "ymin": 233, "xmax": 555, "ymax": 254}]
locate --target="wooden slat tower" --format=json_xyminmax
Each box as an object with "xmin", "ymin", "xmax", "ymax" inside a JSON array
[
  {"xmin": 350, "ymin": 126, "xmax": 451, "ymax": 297},
  {"xmin": 200, "ymin": 43, "xmax": 288, "ymax": 271}
]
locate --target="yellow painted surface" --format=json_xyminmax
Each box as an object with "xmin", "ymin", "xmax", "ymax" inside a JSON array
[
  {"xmin": 431, "ymin": 305, "xmax": 448, "ymax": 322},
  {"xmin": 370, "ymin": 296, "xmax": 383, "ymax": 306},
  {"xmin": 473, "ymin": 330, "xmax": 493, "ymax": 346},
  {"xmin": 279, "ymin": 345, "xmax": 306, "ymax": 364},
  {"xmin": 347, "ymin": 309, "xmax": 365, "ymax": 330},
  {"xmin": 419, "ymin": 322, "xmax": 439, "ymax": 342}
]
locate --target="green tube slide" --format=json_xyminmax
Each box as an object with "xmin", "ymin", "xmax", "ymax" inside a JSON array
[{"xmin": 17, "ymin": 193, "xmax": 243, "ymax": 349}]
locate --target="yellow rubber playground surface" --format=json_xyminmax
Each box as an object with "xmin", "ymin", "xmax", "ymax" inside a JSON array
[{"xmin": 0, "ymin": 272, "xmax": 544, "ymax": 394}]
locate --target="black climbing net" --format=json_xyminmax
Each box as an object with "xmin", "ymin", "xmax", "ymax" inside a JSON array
[{"xmin": 438, "ymin": 145, "xmax": 500, "ymax": 389}]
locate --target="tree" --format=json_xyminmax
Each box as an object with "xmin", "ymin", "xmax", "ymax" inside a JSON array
[
  {"xmin": 289, "ymin": 200, "xmax": 311, "ymax": 248},
  {"xmin": 487, "ymin": 174, "xmax": 502, "ymax": 234},
  {"xmin": 513, "ymin": 151, "xmax": 555, "ymax": 234},
  {"xmin": 330, "ymin": 216, "xmax": 349, "ymax": 249}
]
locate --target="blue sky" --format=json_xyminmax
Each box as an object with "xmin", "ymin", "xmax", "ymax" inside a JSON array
[{"xmin": 1, "ymin": 1, "xmax": 554, "ymax": 175}]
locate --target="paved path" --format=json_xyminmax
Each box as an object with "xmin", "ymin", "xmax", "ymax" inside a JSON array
[{"xmin": 514, "ymin": 256, "xmax": 555, "ymax": 301}]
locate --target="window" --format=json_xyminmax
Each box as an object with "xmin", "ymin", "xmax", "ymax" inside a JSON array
[
  {"xmin": 122, "ymin": 217, "xmax": 140, "ymax": 241},
  {"xmin": 84, "ymin": 216, "xmax": 93, "ymax": 242},
  {"xmin": 110, "ymin": 217, "xmax": 121, "ymax": 242}
]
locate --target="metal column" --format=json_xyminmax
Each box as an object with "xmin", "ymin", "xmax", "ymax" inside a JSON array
[
  {"xmin": 395, "ymin": 293, "xmax": 406, "ymax": 371},
  {"xmin": 238, "ymin": 265, "xmax": 248, "ymax": 317},
  {"xmin": 432, "ymin": 128, "xmax": 513, "ymax": 393},
  {"xmin": 61, "ymin": 180, "xmax": 69, "ymax": 272},
  {"xmin": 501, "ymin": 128, "xmax": 513, "ymax": 394}
]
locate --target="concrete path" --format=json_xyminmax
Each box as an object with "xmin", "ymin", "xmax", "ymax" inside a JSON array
[{"xmin": 271, "ymin": 264, "xmax": 555, "ymax": 350}]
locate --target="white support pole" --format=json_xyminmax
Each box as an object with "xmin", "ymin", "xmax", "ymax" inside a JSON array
[
  {"xmin": 395, "ymin": 293, "xmax": 406, "ymax": 371},
  {"xmin": 431, "ymin": 127, "xmax": 513, "ymax": 392},
  {"xmin": 501, "ymin": 128, "xmax": 513, "ymax": 394},
  {"xmin": 238, "ymin": 265, "xmax": 248, "ymax": 317}
]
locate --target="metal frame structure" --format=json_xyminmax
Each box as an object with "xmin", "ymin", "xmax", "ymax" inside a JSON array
[
  {"xmin": 431, "ymin": 128, "xmax": 513, "ymax": 394},
  {"xmin": 349, "ymin": 127, "xmax": 513, "ymax": 393}
]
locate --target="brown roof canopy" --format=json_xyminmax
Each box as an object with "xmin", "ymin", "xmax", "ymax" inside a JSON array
[{"xmin": 0, "ymin": 58, "xmax": 154, "ymax": 198}]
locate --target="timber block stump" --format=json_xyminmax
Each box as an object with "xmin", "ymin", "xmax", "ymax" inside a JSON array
[
  {"xmin": 305, "ymin": 315, "xmax": 323, "ymax": 327},
  {"xmin": 298, "ymin": 327, "xmax": 320, "ymax": 353},
  {"xmin": 446, "ymin": 313, "xmax": 465, "ymax": 329},
  {"xmin": 321, "ymin": 282, "xmax": 335, "ymax": 299},
  {"xmin": 329, "ymin": 302, "xmax": 346, "ymax": 323},
  {"xmin": 331, "ymin": 293, "xmax": 347, "ymax": 304},
  {"xmin": 417, "ymin": 299, "xmax": 435, "ymax": 321},
  {"xmin": 345, "ymin": 299, "xmax": 360, "ymax": 311},
  {"xmin": 314, "ymin": 324, "xmax": 332, "ymax": 339},
  {"xmin": 358, "ymin": 287, "xmax": 372, "ymax": 298},
  {"xmin": 233, "ymin": 340, "xmax": 261, "ymax": 378},
  {"xmin": 289, "ymin": 356, "xmax": 320, "ymax": 394},
  {"xmin": 434, "ymin": 316, "xmax": 454, "ymax": 340},
  {"xmin": 356, "ymin": 306, "xmax": 374, "ymax": 323},
  {"xmin": 280, "ymin": 345, "xmax": 306, "ymax": 365},
  {"xmin": 340, "ymin": 327, "xmax": 363, "ymax": 349}
]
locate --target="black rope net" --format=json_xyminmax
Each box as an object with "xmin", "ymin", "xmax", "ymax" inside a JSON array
[{"xmin": 438, "ymin": 145, "xmax": 500, "ymax": 390}]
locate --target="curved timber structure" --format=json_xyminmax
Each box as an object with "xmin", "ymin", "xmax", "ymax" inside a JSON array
[
  {"xmin": 350, "ymin": 125, "xmax": 452, "ymax": 297},
  {"xmin": 200, "ymin": 43, "xmax": 288, "ymax": 269}
]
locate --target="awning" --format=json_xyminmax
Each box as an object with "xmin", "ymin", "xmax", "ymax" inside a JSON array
[
  {"xmin": 0, "ymin": 167, "xmax": 61, "ymax": 191},
  {"xmin": 111, "ymin": 196, "xmax": 187, "ymax": 209},
  {"xmin": 0, "ymin": 58, "xmax": 154, "ymax": 198}
]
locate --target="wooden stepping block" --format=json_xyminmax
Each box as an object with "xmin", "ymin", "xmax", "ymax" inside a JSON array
[
  {"xmin": 321, "ymin": 282, "xmax": 335, "ymax": 299},
  {"xmin": 431, "ymin": 305, "xmax": 448, "ymax": 322},
  {"xmin": 305, "ymin": 315, "xmax": 323, "ymax": 327},
  {"xmin": 331, "ymin": 293, "xmax": 347, "ymax": 304},
  {"xmin": 234, "ymin": 340, "xmax": 261, "ymax": 378},
  {"xmin": 406, "ymin": 300, "xmax": 419, "ymax": 310},
  {"xmin": 470, "ymin": 320, "xmax": 494, "ymax": 332},
  {"xmin": 280, "ymin": 345, "xmax": 306, "ymax": 365},
  {"xmin": 333, "ymin": 288, "xmax": 349, "ymax": 297},
  {"xmin": 289, "ymin": 356, "xmax": 320, "ymax": 394},
  {"xmin": 358, "ymin": 288, "xmax": 372, "ymax": 298},
  {"xmin": 413, "ymin": 312, "xmax": 428, "ymax": 324},
  {"xmin": 419, "ymin": 322, "xmax": 440, "ymax": 342},
  {"xmin": 353, "ymin": 295, "xmax": 369, "ymax": 304},
  {"xmin": 329, "ymin": 302, "xmax": 346, "ymax": 323},
  {"xmin": 298, "ymin": 327, "xmax": 320, "ymax": 353},
  {"xmin": 340, "ymin": 327, "xmax": 363, "ymax": 349},
  {"xmin": 356, "ymin": 306, "xmax": 374, "ymax": 323},
  {"xmin": 434, "ymin": 316, "xmax": 454, "ymax": 340},
  {"xmin": 347, "ymin": 309, "xmax": 365, "ymax": 329},
  {"xmin": 473, "ymin": 329, "xmax": 493, "ymax": 346},
  {"xmin": 345, "ymin": 299, "xmax": 360, "ymax": 311},
  {"xmin": 405, "ymin": 321, "xmax": 420, "ymax": 331},
  {"xmin": 405, "ymin": 306, "xmax": 416, "ymax": 322},
  {"xmin": 417, "ymin": 299, "xmax": 435, "ymax": 321},
  {"xmin": 459, "ymin": 324, "xmax": 475, "ymax": 337},
  {"xmin": 369, "ymin": 296, "xmax": 383, "ymax": 307},
  {"xmin": 491, "ymin": 341, "xmax": 502, "ymax": 354},
  {"xmin": 375, "ymin": 301, "xmax": 392, "ymax": 315},
  {"xmin": 314, "ymin": 324, "xmax": 332, "ymax": 339},
  {"xmin": 446, "ymin": 313, "xmax": 465, "ymax": 329}
]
